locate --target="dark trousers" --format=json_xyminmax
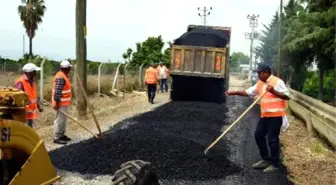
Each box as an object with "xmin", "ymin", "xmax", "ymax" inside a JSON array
[
  {"xmin": 26, "ymin": 119, "xmax": 33, "ymax": 128},
  {"xmin": 147, "ymin": 84, "xmax": 157, "ymax": 102},
  {"xmin": 255, "ymin": 116, "xmax": 282, "ymax": 166},
  {"xmin": 160, "ymin": 79, "xmax": 168, "ymax": 93}
]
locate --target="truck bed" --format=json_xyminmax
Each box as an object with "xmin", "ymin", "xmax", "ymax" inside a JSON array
[{"xmin": 170, "ymin": 45, "xmax": 229, "ymax": 78}]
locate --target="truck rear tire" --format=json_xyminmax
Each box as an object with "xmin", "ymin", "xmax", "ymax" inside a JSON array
[{"xmin": 111, "ymin": 160, "xmax": 160, "ymax": 185}]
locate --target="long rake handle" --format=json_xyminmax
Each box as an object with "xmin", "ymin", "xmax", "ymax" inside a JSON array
[
  {"xmin": 43, "ymin": 100, "xmax": 99, "ymax": 139},
  {"xmin": 204, "ymin": 91, "xmax": 268, "ymax": 154}
]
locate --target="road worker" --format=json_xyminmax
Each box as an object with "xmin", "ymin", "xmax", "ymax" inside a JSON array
[
  {"xmin": 14, "ymin": 63, "xmax": 43, "ymax": 128},
  {"xmin": 225, "ymin": 63, "xmax": 291, "ymax": 173},
  {"xmin": 145, "ymin": 63, "xmax": 159, "ymax": 104},
  {"xmin": 156, "ymin": 62, "xmax": 169, "ymax": 93},
  {"xmin": 51, "ymin": 60, "xmax": 72, "ymax": 144}
]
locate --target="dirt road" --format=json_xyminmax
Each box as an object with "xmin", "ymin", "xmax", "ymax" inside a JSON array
[{"xmin": 44, "ymin": 76, "xmax": 292, "ymax": 185}]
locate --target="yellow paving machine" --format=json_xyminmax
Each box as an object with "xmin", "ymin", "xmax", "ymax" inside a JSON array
[{"xmin": 0, "ymin": 87, "xmax": 60, "ymax": 185}]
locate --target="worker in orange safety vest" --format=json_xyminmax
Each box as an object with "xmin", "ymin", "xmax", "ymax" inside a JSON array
[
  {"xmin": 51, "ymin": 60, "xmax": 73, "ymax": 145},
  {"xmin": 145, "ymin": 63, "xmax": 159, "ymax": 104},
  {"xmin": 225, "ymin": 63, "xmax": 291, "ymax": 173},
  {"xmin": 14, "ymin": 63, "xmax": 43, "ymax": 128}
]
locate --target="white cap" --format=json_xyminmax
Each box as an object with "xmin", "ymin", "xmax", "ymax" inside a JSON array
[
  {"xmin": 22, "ymin": 63, "xmax": 41, "ymax": 73},
  {"xmin": 60, "ymin": 60, "xmax": 72, "ymax": 68}
]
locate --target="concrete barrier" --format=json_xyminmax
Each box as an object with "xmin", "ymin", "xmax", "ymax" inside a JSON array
[{"xmin": 288, "ymin": 88, "xmax": 336, "ymax": 148}]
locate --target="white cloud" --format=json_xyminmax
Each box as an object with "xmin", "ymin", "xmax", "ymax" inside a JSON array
[{"xmin": 0, "ymin": 0, "xmax": 282, "ymax": 62}]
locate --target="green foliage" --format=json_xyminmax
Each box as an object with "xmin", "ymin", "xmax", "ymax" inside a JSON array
[
  {"xmin": 303, "ymin": 70, "xmax": 335, "ymax": 103},
  {"xmin": 256, "ymin": 0, "xmax": 335, "ymax": 101},
  {"xmin": 230, "ymin": 52, "xmax": 250, "ymax": 71},
  {"xmin": 0, "ymin": 55, "xmax": 120, "ymax": 77},
  {"xmin": 122, "ymin": 35, "xmax": 171, "ymax": 68}
]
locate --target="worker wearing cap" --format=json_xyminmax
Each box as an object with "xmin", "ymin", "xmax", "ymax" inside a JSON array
[
  {"xmin": 14, "ymin": 63, "xmax": 44, "ymax": 128},
  {"xmin": 156, "ymin": 62, "xmax": 169, "ymax": 93},
  {"xmin": 145, "ymin": 63, "xmax": 159, "ymax": 104},
  {"xmin": 225, "ymin": 63, "xmax": 291, "ymax": 173},
  {"xmin": 51, "ymin": 60, "xmax": 72, "ymax": 144}
]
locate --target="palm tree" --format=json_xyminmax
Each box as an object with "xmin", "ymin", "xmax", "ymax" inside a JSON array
[{"xmin": 18, "ymin": 0, "xmax": 46, "ymax": 57}]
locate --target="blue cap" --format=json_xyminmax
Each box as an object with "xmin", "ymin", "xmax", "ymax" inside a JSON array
[{"xmin": 256, "ymin": 63, "xmax": 272, "ymax": 73}]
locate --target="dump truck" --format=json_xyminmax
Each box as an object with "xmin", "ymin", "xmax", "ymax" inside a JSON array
[{"xmin": 170, "ymin": 25, "xmax": 231, "ymax": 103}]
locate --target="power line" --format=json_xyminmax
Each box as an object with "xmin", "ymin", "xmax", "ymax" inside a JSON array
[
  {"xmin": 197, "ymin": 7, "xmax": 212, "ymax": 26},
  {"xmin": 244, "ymin": 14, "xmax": 260, "ymax": 80}
]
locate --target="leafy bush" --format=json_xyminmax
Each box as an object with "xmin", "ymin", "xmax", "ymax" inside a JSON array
[{"xmin": 303, "ymin": 70, "xmax": 335, "ymax": 103}]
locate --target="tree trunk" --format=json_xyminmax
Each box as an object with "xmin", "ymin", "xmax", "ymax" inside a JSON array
[
  {"xmin": 318, "ymin": 67, "xmax": 324, "ymax": 100},
  {"xmin": 75, "ymin": 0, "xmax": 87, "ymax": 119},
  {"xmin": 29, "ymin": 36, "xmax": 33, "ymax": 57}
]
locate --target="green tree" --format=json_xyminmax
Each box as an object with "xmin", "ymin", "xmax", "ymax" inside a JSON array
[
  {"xmin": 255, "ymin": 0, "xmax": 335, "ymax": 101},
  {"xmin": 229, "ymin": 52, "xmax": 250, "ymax": 71},
  {"xmin": 129, "ymin": 35, "xmax": 165, "ymax": 68},
  {"xmin": 122, "ymin": 48, "xmax": 133, "ymax": 62},
  {"xmin": 18, "ymin": 0, "xmax": 46, "ymax": 57}
]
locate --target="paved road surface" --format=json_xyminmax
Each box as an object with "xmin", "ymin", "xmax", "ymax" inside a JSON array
[{"xmin": 50, "ymin": 92, "xmax": 293, "ymax": 185}]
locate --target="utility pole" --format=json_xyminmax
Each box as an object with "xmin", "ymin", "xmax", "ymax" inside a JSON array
[
  {"xmin": 245, "ymin": 14, "xmax": 259, "ymax": 81},
  {"xmin": 198, "ymin": 7, "xmax": 212, "ymax": 26},
  {"xmin": 277, "ymin": 0, "xmax": 283, "ymax": 77},
  {"xmin": 76, "ymin": 0, "xmax": 87, "ymax": 119}
]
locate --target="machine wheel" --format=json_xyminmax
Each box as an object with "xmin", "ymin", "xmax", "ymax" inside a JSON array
[{"xmin": 111, "ymin": 160, "xmax": 160, "ymax": 185}]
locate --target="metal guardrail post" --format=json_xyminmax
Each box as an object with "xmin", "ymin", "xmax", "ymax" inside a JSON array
[
  {"xmin": 39, "ymin": 58, "xmax": 46, "ymax": 102},
  {"xmin": 98, "ymin": 62, "xmax": 103, "ymax": 96}
]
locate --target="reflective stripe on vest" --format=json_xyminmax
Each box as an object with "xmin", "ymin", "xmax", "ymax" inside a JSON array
[
  {"xmin": 256, "ymin": 76, "xmax": 286, "ymax": 118},
  {"xmin": 145, "ymin": 67, "xmax": 157, "ymax": 84},
  {"xmin": 51, "ymin": 71, "xmax": 72, "ymax": 107},
  {"xmin": 15, "ymin": 76, "xmax": 38, "ymax": 120}
]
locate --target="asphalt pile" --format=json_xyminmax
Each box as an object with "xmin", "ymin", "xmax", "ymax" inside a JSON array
[
  {"xmin": 49, "ymin": 101, "xmax": 242, "ymax": 181},
  {"xmin": 173, "ymin": 26, "xmax": 230, "ymax": 47}
]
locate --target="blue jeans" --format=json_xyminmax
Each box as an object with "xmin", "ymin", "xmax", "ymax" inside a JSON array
[{"xmin": 160, "ymin": 79, "xmax": 168, "ymax": 93}]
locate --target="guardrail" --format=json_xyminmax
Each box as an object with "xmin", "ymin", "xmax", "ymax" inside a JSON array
[{"xmin": 288, "ymin": 88, "xmax": 336, "ymax": 148}]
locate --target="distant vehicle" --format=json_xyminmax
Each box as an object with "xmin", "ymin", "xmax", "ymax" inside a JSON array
[{"xmin": 169, "ymin": 24, "xmax": 231, "ymax": 103}]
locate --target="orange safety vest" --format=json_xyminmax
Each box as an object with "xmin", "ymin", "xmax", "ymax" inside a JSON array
[
  {"xmin": 145, "ymin": 67, "xmax": 158, "ymax": 84},
  {"xmin": 15, "ymin": 76, "xmax": 38, "ymax": 120},
  {"xmin": 51, "ymin": 71, "xmax": 72, "ymax": 107},
  {"xmin": 256, "ymin": 76, "xmax": 287, "ymax": 118}
]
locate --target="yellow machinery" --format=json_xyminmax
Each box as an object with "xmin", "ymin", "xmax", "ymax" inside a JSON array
[{"xmin": 0, "ymin": 87, "xmax": 60, "ymax": 185}]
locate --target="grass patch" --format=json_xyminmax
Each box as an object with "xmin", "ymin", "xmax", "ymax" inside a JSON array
[{"xmin": 280, "ymin": 115, "xmax": 336, "ymax": 185}]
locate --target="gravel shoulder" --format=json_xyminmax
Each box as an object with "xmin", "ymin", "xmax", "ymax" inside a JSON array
[{"xmin": 44, "ymin": 76, "xmax": 292, "ymax": 185}]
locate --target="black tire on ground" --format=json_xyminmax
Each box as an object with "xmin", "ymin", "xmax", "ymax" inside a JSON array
[
  {"xmin": 111, "ymin": 160, "xmax": 160, "ymax": 185},
  {"xmin": 170, "ymin": 75, "xmax": 226, "ymax": 104}
]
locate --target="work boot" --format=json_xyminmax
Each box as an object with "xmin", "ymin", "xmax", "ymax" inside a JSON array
[
  {"xmin": 53, "ymin": 139, "xmax": 67, "ymax": 145},
  {"xmin": 60, "ymin": 135, "xmax": 71, "ymax": 141},
  {"xmin": 252, "ymin": 160, "xmax": 270, "ymax": 169},
  {"xmin": 263, "ymin": 164, "xmax": 279, "ymax": 173}
]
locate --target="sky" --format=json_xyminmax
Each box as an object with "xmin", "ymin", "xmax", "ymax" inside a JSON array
[{"xmin": 0, "ymin": 0, "xmax": 288, "ymax": 62}]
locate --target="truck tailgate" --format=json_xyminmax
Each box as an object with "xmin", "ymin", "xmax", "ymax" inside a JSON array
[{"xmin": 170, "ymin": 45, "xmax": 229, "ymax": 78}]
